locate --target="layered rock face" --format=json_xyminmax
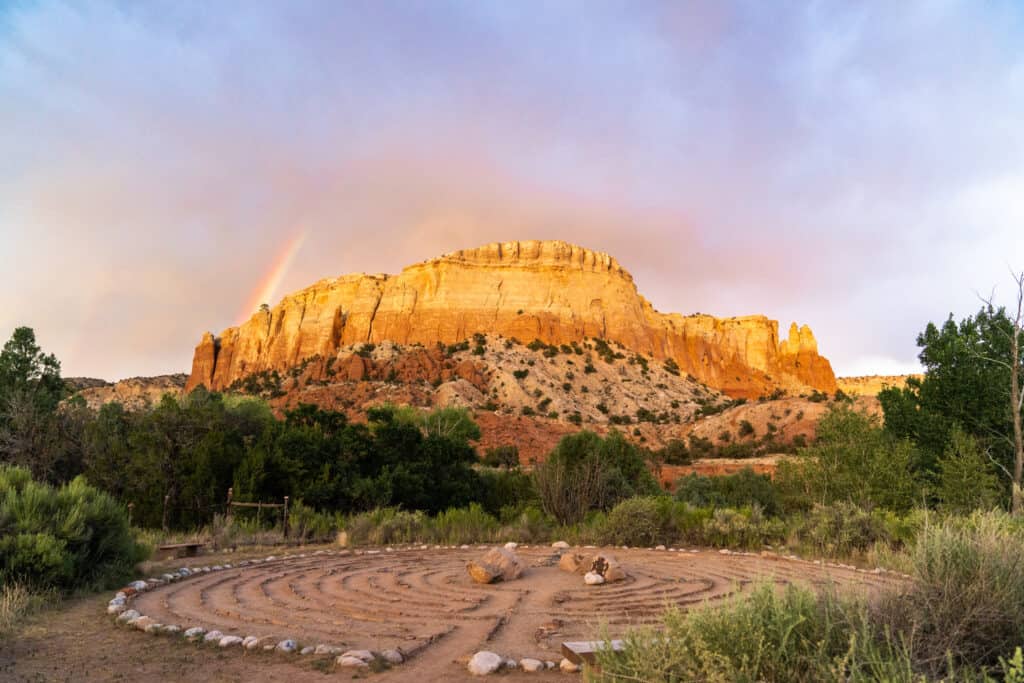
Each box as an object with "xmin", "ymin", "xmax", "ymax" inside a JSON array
[
  {"xmin": 836, "ymin": 374, "xmax": 921, "ymax": 396},
  {"xmin": 187, "ymin": 240, "xmax": 836, "ymax": 397}
]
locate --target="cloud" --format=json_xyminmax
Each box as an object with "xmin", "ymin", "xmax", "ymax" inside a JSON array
[{"xmin": 1, "ymin": 0, "xmax": 1022, "ymax": 378}]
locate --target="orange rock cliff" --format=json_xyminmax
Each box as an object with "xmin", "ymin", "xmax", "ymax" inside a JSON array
[{"xmin": 187, "ymin": 240, "xmax": 837, "ymax": 398}]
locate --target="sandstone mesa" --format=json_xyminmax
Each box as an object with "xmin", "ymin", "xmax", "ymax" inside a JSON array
[{"xmin": 187, "ymin": 240, "xmax": 836, "ymax": 398}]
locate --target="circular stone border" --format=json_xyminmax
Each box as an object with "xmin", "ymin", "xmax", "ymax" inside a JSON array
[{"xmin": 106, "ymin": 542, "xmax": 909, "ymax": 674}]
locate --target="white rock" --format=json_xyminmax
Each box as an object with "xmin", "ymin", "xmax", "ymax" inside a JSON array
[
  {"xmin": 107, "ymin": 603, "xmax": 127, "ymax": 615},
  {"xmin": 220, "ymin": 635, "xmax": 244, "ymax": 648},
  {"xmin": 300, "ymin": 646, "xmax": 315, "ymax": 655},
  {"xmin": 584, "ymin": 571, "xmax": 605, "ymax": 585},
  {"xmin": 162, "ymin": 573, "xmax": 176, "ymax": 582},
  {"xmin": 560, "ymin": 658, "xmax": 581, "ymax": 673},
  {"xmin": 184, "ymin": 627, "xmax": 206, "ymax": 641},
  {"xmin": 203, "ymin": 630, "xmax": 224, "ymax": 643},
  {"xmin": 242, "ymin": 636, "xmax": 260, "ymax": 650},
  {"xmin": 504, "ymin": 658, "xmax": 518, "ymax": 669},
  {"xmin": 336, "ymin": 655, "xmax": 370, "ymax": 668},
  {"xmin": 163, "ymin": 625, "xmax": 182, "ymax": 635},
  {"xmin": 380, "ymin": 649, "xmax": 404, "ymax": 664},
  {"xmin": 128, "ymin": 580, "xmax": 147, "ymax": 591},
  {"xmin": 109, "ymin": 596, "xmax": 126, "ymax": 606},
  {"xmin": 460, "ymin": 544, "xmax": 470, "ymax": 550},
  {"xmin": 115, "ymin": 609, "xmax": 140, "ymax": 624},
  {"xmin": 468, "ymin": 651, "xmax": 504, "ymax": 675},
  {"xmin": 655, "ymin": 545, "xmax": 666, "ymax": 551},
  {"xmin": 341, "ymin": 649, "xmax": 375, "ymax": 663},
  {"xmin": 520, "ymin": 658, "xmax": 544, "ymax": 672},
  {"xmin": 545, "ymin": 660, "xmax": 556, "ymax": 669},
  {"xmin": 275, "ymin": 639, "xmax": 298, "ymax": 653},
  {"xmin": 504, "ymin": 542, "xmax": 518, "ymax": 550},
  {"xmin": 143, "ymin": 622, "xmax": 163, "ymax": 634},
  {"xmin": 314, "ymin": 644, "xmax": 344, "ymax": 656},
  {"xmin": 551, "ymin": 541, "xmax": 570, "ymax": 549}
]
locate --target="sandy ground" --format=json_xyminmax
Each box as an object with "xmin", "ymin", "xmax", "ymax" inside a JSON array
[{"xmin": 1, "ymin": 544, "xmax": 896, "ymax": 682}]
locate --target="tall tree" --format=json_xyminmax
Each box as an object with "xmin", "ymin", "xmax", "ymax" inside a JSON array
[
  {"xmin": 880, "ymin": 272, "xmax": 1024, "ymax": 512},
  {"xmin": 0, "ymin": 327, "xmax": 68, "ymax": 481},
  {"xmin": 0, "ymin": 327, "xmax": 63, "ymax": 415}
]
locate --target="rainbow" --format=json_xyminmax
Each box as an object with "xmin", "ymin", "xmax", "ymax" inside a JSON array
[{"xmin": 236, "ymin": 230, "xmax": 307, "ymax": 324}]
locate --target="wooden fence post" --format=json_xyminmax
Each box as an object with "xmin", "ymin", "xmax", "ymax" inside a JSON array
[
  {"xmin": 283, "ymin": 496, "xmax": 290, "ymax": 540},
  {"xmin": 226, "ymin": 487, "xmax": 234, "ymax": 522},
  {"xmin": 162, "ymin": 494, "xmax": 170, "ymax": 532}
]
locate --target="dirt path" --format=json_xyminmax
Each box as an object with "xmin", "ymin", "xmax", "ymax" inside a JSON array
[{"xmin": 1, "ymin": 545, "xmax": 898, "ymax": 682}]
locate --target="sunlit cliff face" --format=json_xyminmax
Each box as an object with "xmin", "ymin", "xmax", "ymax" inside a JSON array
[{"xmin": 1, "ymin": 1, "xmax": 1023, "ymax": 379}]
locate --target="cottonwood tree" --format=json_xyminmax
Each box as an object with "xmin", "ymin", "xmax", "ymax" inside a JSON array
[{"xmin": 880, "ymin": 271, "xmax": 1024, "ymax": 513}]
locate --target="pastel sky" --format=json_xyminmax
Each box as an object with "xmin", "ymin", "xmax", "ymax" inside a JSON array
[{"xmin": 2, "ymin": 1, "xmax": 1023, "ymax": 380}]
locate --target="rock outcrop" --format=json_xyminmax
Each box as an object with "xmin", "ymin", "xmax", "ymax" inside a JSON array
[
  {"xmin": 67, "ymin": 374, "xmax": 187, "ymax": 411},
  {"xmin": 187, "ymin": 240, "xmax": 836, "ymax": 398},
  {"xmin": 836, "ymin": 374, "xmax": 921, "ymax": 396}
]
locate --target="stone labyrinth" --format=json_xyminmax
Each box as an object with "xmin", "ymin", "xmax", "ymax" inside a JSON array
[{"xmin": 115, "ymin": 545, "xmax": 899, "ymax": 676}]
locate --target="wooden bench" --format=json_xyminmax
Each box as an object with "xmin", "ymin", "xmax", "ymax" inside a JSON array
[
  {"xmin": 154, "ymin": 542, "xmax": 206, "ymax": 561},
  {"xmin": 561, "ymin": 640, "xmax": 626, "ymax": 665}
]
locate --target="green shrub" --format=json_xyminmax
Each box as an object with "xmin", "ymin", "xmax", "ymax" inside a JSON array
[
  {"xmin": 877, "ymin": 512, "xmax": 1024, "ymax": 676},
  {"xmin": 481, "ymin": 445, "xmax": 520, "ymax": 468},
  {"xmin": 477, "ymin": 467, "xmax": 535, "ymax": 516},
  {"xmin": 659, "ymin": 439, "xmax": 691, "ymax": 465},
  {"xmin": 675, "ymin": 468, "xmax": 779, "ymax": 515},
  {"xmin": 936, "ymin": 427, "xmax": 1003, "ymax": 514},
  {"xmin": 794, "ymin": 503, "xmax": 890, "ymax": 558},
  {"xmin": 0, "ymin": 466, "xmax": 146, "ymax": 592},
  {"xmin": 343, "ymin": 507, "xmax": 433, "ymax": 545},
  {"xmin": 594, "ymin": 583, "xmax": 918, "ymax": 683},
  {"xmin": 286, "ymin": 501, "xmax": 338, "ymax": 542},
  {"xmin": 434, "ymin": 503, "xmax": 499, "ymax": 544},
  {"xmin": 498, "ymin": 504, "xmax": 554, "ymax": 543},
  {"xmin": 701, "ymin": 507, "xmax": 786, "ymax": 550},
  {"xmin": 532, "ymin": 431, "xmax": 659, "ymax": 524},
  {"xmin": 773, "ymin": 407, "xmax": 924, "ymax": 513},
  {"xmin": 602, "ymin": 497, "xmax": 663, "ymax": 546}
]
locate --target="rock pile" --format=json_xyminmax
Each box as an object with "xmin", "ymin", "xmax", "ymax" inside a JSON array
[
  {"xmin": 467, "ymin": 651, "xmax": 561, "ymax": 676},
  {"xmin": 558, "ymin": 551, "xmax": 628, "ymax": 584}
]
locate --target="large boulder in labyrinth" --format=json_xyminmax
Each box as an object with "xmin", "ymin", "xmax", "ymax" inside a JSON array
[{"xmin": 467, "ymin": 547, "xmax": 524, "ymax": 584}]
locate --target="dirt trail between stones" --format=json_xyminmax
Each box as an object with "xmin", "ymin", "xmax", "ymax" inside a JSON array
[{"xmin": 3, "ymin": 545, "xmax": 899, "ymax": 682}]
